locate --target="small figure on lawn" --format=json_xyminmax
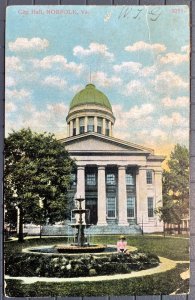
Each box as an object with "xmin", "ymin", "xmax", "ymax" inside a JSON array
[{"xmin": 117, "ymin": 235, "xmax": 128, "ymax": 253}]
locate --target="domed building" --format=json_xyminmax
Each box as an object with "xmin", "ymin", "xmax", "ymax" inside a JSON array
[{"xmin": 61, "ymin": 83, "xmax": 164, "ymax": 234}]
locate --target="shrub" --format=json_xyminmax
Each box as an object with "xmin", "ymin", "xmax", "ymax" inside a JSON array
[{"xmin": 5, "ymin": 251, "xmax": 159, "ymax": 278}]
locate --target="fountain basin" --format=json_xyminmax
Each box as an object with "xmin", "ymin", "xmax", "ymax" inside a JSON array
[
  {"xmin": 23, "ymin": 244, "xmax": 118, "ymax": 255},
  {"xmin": 56, "ymin": 244, "xmax": 106, "ymax": 253}
]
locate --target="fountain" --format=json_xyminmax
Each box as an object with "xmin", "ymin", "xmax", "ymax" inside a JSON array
[
  {"xmin": 56, "ymin": 197, "xmax": 106, "ymax": 253},
  {"xmin": 18, "ymin": 198, "xmax": 159, "ymax": 279}
]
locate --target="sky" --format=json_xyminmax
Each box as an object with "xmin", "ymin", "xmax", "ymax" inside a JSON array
[{"xmin": 5, "ymin": 5, "xmax": 189, "ymax": 158}]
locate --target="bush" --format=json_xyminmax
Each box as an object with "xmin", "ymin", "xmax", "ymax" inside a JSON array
[
  {"xmin": 5, "ymin": 251, "xmax": 159, "ymax": 278},
  {"xmin": 5, "ymin": 264, "xmax": 189, "ymax": 297}
]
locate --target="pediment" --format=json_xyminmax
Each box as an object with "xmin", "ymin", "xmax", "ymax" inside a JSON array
[{"xmin": 61, "ymin": 133, "xmax": 153, "ymax": 154}]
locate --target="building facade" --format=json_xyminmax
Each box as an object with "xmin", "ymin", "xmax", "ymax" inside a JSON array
[{"xmin": 61, "ymin": 83, "xmax": 164, "ymax": 234}]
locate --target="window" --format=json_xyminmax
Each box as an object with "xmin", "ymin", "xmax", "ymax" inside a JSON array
[
  {"xmin": 70, "ymin": 173, "xmax": 76, "ymax": 186},
  {"xmin": 73, "ymin": 128, "xmax": 76, "ymax": 136},
  {"xmin": 87, "ymin": 117, "xmax": 94, "ymax": 132},
  {"xmin": 146, "ymin": 170, "xmax": 153, "ymax": 184},
  {"xmin": 97, "ymin": 117, "xmax": 102, "ymax": 134},
  {"xmin": 106, "ymin": 120, "xmax": 109, "ymax": 136},
  {"xmin": 127, "ymin": 196, "xmax": 135, "ymax": 218},
  {"xmin": 73, "ymin": 119, "xmax": 76, "ymax": 136},
  {"xmin": 86, "ymin": 174, "xmax": 96, "ymax": 186},
  {"xmin": 126, "ymin": 173, "xmax": 134, "ymax": 185},
  {"xmin": 107, "ymin": 197, "xmax": 116, "ymax": 218},
  {"xmin": 148, "ymin": 197, "xmax": 154, "ymax": 217},
  {"xmin": 106, "ymin": 173, "xmax": 116, "ymax": 185},
  {"xmin": 79, "ymin": 117, "xmax": 85, "ymax": 134}
]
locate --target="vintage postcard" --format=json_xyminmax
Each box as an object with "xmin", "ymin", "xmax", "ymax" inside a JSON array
[{"xmin": 4, "ymin": 5, "xmax": 190, "ymax": 297}]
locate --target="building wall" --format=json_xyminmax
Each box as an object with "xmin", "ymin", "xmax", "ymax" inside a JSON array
[{"xmin": 68, "ymin": 151, "xmax": 164, "ymax": 233}]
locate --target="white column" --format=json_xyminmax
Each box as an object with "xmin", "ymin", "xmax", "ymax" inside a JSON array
[
  {"xmin": 97, "ymin": 166, "xmax": 107, "ymax": 225},
  {"xmin": 102, "ymin": 118, "xmax": 106, "ymax": 135},
  {"xmin": 110, "ymin": 124, "xmax": 113, "ymax": 137},
  {"xmin": 76, "ymin": 166, "xmax": 85, "ymax": 209},
  {"xmin": 118, "ymin": 166, "xmax": 129, "ymax": 226},
  {"xmin": 67, "ymin": 124, "xmax": 70, "ymax": 137},
  {"xmin": 94, "ymin": 116, "xmax": 98, "ymax": 133},
  {"xmin": 135, "ymin": 168, "xmax": 139, "ymax": 224},
  {"xmin": 109, "ymin": 121, "xmax": 112, "ymax": 136},
  {"xmin": 154, "ymin": 170, "xmax": 163, "ymax": 230},
  {"xmin": 70, "ymin": 120, "xmax": 73, "ymax": 137},
  {"xmin": 137, "ymin": 167, "xmax": 148, "ymax": 227},
  {"xmin": 84, "ymin": 116, "xmax": 88, "ymax": 132},
  {"xmin": 76, "ymin": 117, "xmax": 79, "ymax": 135}
]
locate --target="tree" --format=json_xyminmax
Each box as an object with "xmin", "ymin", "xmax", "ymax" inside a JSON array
[
  {"xmin": 4, "ymin": 128, "xmax": 75, "ymax": 242},
  {"xmin": 158, "ymin": 144, "xmax": 189, "ymax": 234}
]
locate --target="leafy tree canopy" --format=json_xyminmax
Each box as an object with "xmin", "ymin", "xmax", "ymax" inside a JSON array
[
  {"xmin": 4, "ymin": 128, "xmax": 75, "ymax": 240},
  {"xmin": 156, "ymin": 144, "xmax": 189, "ymax": 233}
]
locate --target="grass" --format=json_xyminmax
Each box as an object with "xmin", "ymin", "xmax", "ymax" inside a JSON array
[
  {"xmin": 5, "ymin": 264, "xmax": 189, "ymax": 297},
  {"xmin": 5, "ymin": 234, "xmax": 189, "ymax": 261},
  {"xmin": 4, "ymin": 235, "xmax": 189, "ymax": 296}
]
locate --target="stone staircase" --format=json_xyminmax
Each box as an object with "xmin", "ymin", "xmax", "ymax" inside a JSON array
[{"xmin": 41, "ymin": 224, "xmax": 142, "ymax": 236}]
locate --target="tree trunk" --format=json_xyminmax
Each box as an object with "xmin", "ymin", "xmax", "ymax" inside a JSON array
[
  {"xmin": 178, "ymin": 223, "xmax": 181, "ymax": 235},
  {"xmin": 163, "ymin": 222, "xmax": 166, "ymax": 238},
  {"xmin": 18, "ymin": 207, "xmax": 24, "ymax": 243}
]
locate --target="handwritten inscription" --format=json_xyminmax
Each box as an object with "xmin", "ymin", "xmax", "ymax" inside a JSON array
[{"xmin": 118, "ymin": 7, "xmax": 162, "ymax": 22}]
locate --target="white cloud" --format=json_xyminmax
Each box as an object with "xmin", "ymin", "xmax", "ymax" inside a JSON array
[
  {"xmin": 113, "ymin": 103, "xmax": 154, "ymax": 124},
  {"xmin": 34, "ymin": 55, "xmax": 83, "ymax": 74},
  {"xmin": 138, "ymin": 65, "xmax": 157, "ymax": 77},
  {"xmin": 42, "ymin": 76, "xmax": 67, "ymax": 89},
  {"xmin": 159, "ymin": 52, "xmax": 189, "ymax": 65},
  {"xmin": 150, "ymin": 129, "xmax": 167, "ymax": 140},
  {"xmin": 113, "ymin": 61, "xmax": 142, "ymax": 73},
  {"xmin": 181, "ymin": 45, "xmax": 190, "ymax": 53},
  {"xmin": 5, "ymin": 102, "xmax": 17, "ymax": 113},
  {"xmin": 162, "ymin": 96, "xmax": 189, "ymax": 108},
  {"xmin": 153, "ymin": 71, "xmax": 188, "ymax": 92},
  {"xmin": 91, "ymin": 71, "xmax": 122, "ymax": 87},
  {"xmin": 113, "ymin": 61, "xmax": 156, "ymax": 78},
  {"xmin": 6, "ymin": 88, "xmax": 31, "ymax": 101},
  {"xmin": 73, "ymin": 43, "xmax": 114, "ymax": 61},
  {"xmin": 127, "ymin": 103, "xmax": 154, "ymax": 120},
  {"xmin": 123, "ymin": 80, "xmax": 142, "ymax": 96},
  {"xmin": 174, "ymin": 128, "xmax": 189, "ymax": 140},
  {"xmin": 125, "ymin": 41, "xmax": 166, "ymax": 53},
  {"xmin": 47, "ymin": 103, "xmax": 68, "ymax": 116},
  {"xmin": 69, "ymin": 84, "xmax": 83, "ymax": 94},
  {"xmin": 5, "ymin": 76, "xmax": 16, "ymax": 87},
  {"xmin": 6, "ymin": 56, "xmax": 22, "ymax": 72},
  {"xmin": 122, "ymin": 80, "xmax": 151, "ymax": 97},
  {"xmin": 159, "ymin": 112, "xmax": 188, "ymax": 127},
  {"xmin": 6, "ymin": 101, "xmax": 69, "ymax": 136},
  {"xmin": 8, "ymin": 37, "xmax": 49, "ymax": 52}
]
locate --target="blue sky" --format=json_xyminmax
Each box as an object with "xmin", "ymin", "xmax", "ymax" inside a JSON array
[{"xmin": 5, "ymin": 5, "xmax": 189, "ymax": 157}]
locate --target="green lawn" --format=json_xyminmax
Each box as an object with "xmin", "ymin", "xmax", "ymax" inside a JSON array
[{"xmin": 4, "ymin": 235, "xmax": 189, "ymax": 296}]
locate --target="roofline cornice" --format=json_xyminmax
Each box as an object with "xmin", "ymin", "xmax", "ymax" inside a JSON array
[{"xmin": 59, "ymin": 132, "xmax": 155, "ymax": 154}]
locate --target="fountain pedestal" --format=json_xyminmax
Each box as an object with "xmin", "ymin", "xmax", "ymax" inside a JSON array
[{"xmin": 56, "ymin": 197, "xmax": 106, "ymax": 253}]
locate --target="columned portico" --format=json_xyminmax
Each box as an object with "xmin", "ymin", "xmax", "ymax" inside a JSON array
[
  {"xmin": 97, "ymin": 166, "xmax": 107, "ymax": 225},
  {"xmin": 118, "ymin": 166, "xmax": 129, "ymax": 226}
]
